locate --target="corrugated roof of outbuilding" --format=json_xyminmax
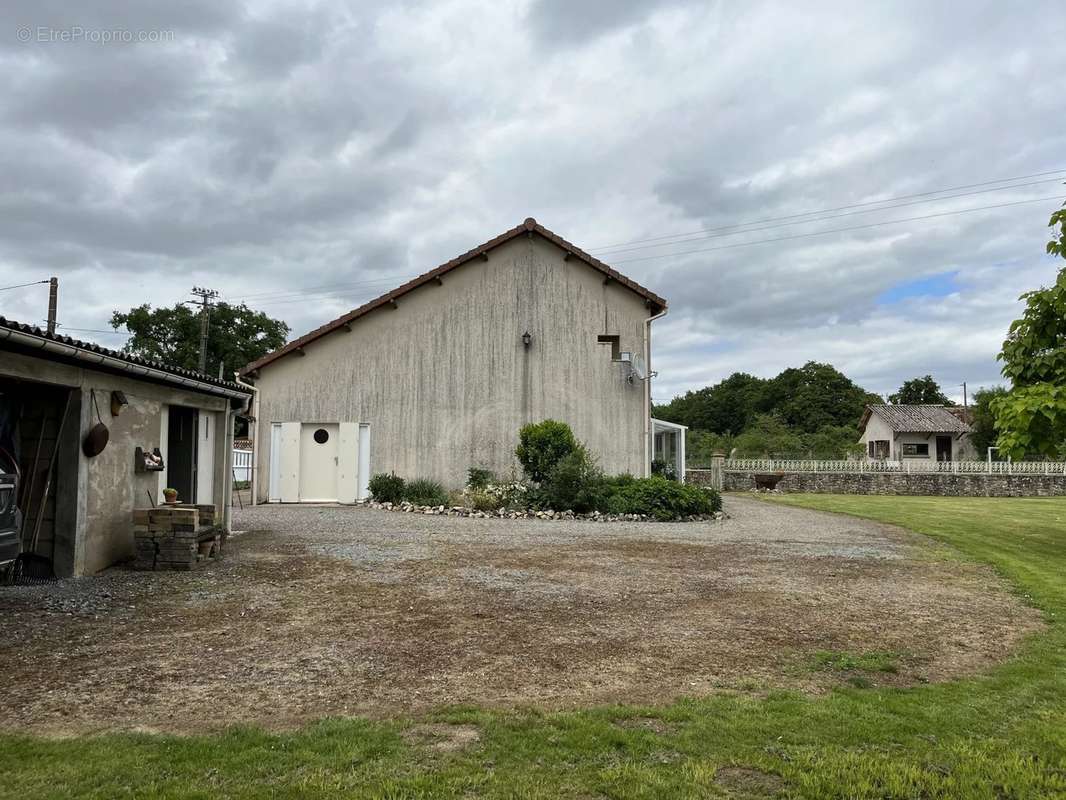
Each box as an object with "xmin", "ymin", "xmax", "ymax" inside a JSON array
[
  {"xmin": 860, "ymin": 404, "xmax": 972, "ymax": 434},
  {"xmin": 0, "ymin": 316, "xmax": 251, "ymax": 396}
]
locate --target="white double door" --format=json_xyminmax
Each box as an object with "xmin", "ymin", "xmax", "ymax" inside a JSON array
[{"xmin": 274, "ymin": 422, "xmax": 368, "ymax": 503}]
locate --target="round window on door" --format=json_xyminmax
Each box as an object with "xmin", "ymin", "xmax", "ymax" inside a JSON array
[{"xmin": 313, "ymin": 428, "xmax": 330, "ymax": 444}]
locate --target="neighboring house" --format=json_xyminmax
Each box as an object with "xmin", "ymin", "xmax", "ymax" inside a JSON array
[
  {"xmin": 0, "ymin": 317, "xmax": 251, "ymax": 575},
  {"xmin": 858, "ymin": 404, "xmax": 976, "ymax": 462},
  {"xmin": 239, "ymin": 218, "xmax": 672, "ymax": 503}
]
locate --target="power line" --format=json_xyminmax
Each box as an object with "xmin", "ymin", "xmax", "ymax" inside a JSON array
[
  {"xmin": 588, "ymin": 168, "xmax": 1066, "ymax": 252},
  {"xmin": 224, "ymin": 275, "xmax": 416, "ymax": 306},
  {"xmin": 593, "ymin": 177, "xmax": 1066, "ymax": 257},
  {"xmin": 0, "ymin": 279, "xmax": 50, "ymax": 292},
  {"xmin": 229, "ymin": 274, "xmax": 413, "ymax": 303},
  {"xmin": 609, "ymin": 194, "xmax": 1066, "ymax": 265},
  {"xmin": 57, "ymin": 326, "xmax": 131, "ymax": 335}
]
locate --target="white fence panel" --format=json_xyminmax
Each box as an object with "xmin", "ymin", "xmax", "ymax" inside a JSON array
[
  {"xmin": 720, "ymin": 458, "xmax": 1066, "ymax": 475},
  {"xmin": 232, "ymin": 447, "xmax": 253, "ymax": 482}
]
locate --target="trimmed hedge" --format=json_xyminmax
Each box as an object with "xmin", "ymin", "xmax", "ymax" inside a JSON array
[
  {"xmin": 605, "ymin": 475, "xmax": 721, "ymax": 521},
  {"xmin": 516, "ymin": 420, "xmax": 578, "ymax": 483}
]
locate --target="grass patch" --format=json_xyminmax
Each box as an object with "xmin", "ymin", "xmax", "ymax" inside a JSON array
[
  {"xmin": 2, "ymin": 495, "xmax": 1066, "ymax": 798},
  {"xmin": 810, "ymin": 650, "xmax": 901, "ymax": 674}
]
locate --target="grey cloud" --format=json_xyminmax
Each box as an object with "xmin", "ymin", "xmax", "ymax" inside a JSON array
[
  {"xmin": 0, "ymin": 0, "xmax": 1063, "ymax": 407},
  {"xmin": 526, "ymin": 0, "xmax": 687, "ymax": 45}
]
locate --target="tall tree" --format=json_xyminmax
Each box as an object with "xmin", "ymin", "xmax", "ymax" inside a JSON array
[
  {"xmin": 969, "ymin": 386, "xmax": 1008, "ymax": 457},
  {"xmin": 888, "ymin": 375, "xmax": 951, "ymax": 405},
  {"xmin": 991, "ymin": 202, "xmax": 1066, "ymax": 459},
  {"xmin": 654, "ymin": 372, "xmax": 769, "ymax": 434},
  {"xmin": 763, "ymin": 361, "xmax": 882, "ymax": 433},
  {"xmin": 111, "ymin": 301, "xmax": 289, "ymax": 376}
]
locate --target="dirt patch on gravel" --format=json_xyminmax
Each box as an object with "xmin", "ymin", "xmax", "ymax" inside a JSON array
[{"xmin": 0, "ymin": 497, "xmax": 1043, "ymax": 735}]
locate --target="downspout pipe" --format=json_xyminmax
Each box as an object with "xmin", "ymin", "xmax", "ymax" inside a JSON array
[
  {"xmin": 642, "ymin": 305, "xmax": 668, "ymax": 477},
  {"xmin": 234, "ymin": 373, "xmax": 260, "ymax": 506}
]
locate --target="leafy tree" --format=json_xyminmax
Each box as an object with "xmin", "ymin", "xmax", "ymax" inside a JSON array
[
  {"xmin": 762, "ymin": 361, "xmax": 881, "ymax": 433},
  {"xmin": 653, "ymin": 372, "xmax": 769, "ymax": 434},
  {"xmin": 1049, "ymin": 201, "xmax": 1066, "ymax": 259},
  {"xmin": 686, "ymin": 429, "xmax": 735, "ymax": 464},
  {"xmin": 969, "ymin": 386, "xmax": 1008, "ymax": 457},
  {"xmin": 991, "ymin": 203, "xmax": 1066, "ymax": 459},
  {"xmin": 803, "ymin": 424, "xmax": 865, "ymax": 459},
  {"xmin": 111, "ymin": 301, "xmax": 289, "ymax": 376},
  {"xmin": 732, "ymin": 414, "xmax": 805, "ymax": 457},
  {"xmin": 888, "ymin": 375, "xmax": 951, "ymax": 405}
]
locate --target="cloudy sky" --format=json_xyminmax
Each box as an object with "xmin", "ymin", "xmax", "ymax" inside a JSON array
[{"xmin": 2, "ymin": 0, "xmax": 1064, "ymax": 403}]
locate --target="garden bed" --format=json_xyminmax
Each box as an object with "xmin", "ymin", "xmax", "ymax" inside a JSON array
[{"xmin": 362, "ymin": 499, "xmax": 727, "ymax": 523}]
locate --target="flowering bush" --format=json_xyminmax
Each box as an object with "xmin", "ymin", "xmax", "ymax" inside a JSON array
[{"xmin": 462, "ymin": 479, "xmax": 529, "ymax": 511}]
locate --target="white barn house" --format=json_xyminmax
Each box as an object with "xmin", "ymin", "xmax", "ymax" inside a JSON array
[{"xmin": 239, "ymin": 219, "xmax": 674, "ymax": 503}]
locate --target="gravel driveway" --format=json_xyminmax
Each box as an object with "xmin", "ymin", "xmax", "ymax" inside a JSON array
[{"xmin": 0, "ymin": 495, "xmax": 1041, "ymax": 734}]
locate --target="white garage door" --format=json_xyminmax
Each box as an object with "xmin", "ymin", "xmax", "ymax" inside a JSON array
[{"xmin": 271, "ymin": 422, "xmax": 368, "ymax": 503}]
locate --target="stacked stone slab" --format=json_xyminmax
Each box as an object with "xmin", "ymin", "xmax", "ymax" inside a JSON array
[{"xmin": 132, "ymin": 505, "xmax": 223, "ymax": 570}]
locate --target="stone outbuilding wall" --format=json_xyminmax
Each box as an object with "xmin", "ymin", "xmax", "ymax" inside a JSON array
[{"xmin": 687, "ymin": 468, "xmax": 1066, "ymax": 497}]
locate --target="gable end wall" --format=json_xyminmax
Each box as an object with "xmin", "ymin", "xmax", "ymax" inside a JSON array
[{"xmin": 252, "ymin": 235, "xmax": 652, "ymax": 495}]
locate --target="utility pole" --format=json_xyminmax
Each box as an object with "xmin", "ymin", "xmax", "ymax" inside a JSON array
[
  {"xmin": 46, "ymin": 277, "xmax": 58, "ymax": 335},
  {"xmin": 960, "ymin": 382, "xmax": 968, "ymax": 408},
  {"xmin": 191, "ymin": 286, "xmax": 218, "ymax": 373}
]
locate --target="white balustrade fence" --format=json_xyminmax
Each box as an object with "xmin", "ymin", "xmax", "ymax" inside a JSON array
[
  {"xmin": 232, "ymin": 447, "xmax": 253, "ymax": 482},
  {"xmin": 718, "ymin": 458, "xmax": 1066, "ymax": 475}
]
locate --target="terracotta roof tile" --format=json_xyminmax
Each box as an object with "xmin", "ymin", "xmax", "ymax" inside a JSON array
[{"xmin": 0, "ymin": 316, "xmax": 249, "ymax": 395}]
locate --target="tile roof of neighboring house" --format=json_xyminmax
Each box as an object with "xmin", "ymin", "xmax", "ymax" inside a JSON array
[
  {"xmin": 861, "ymin": 404, "xmax": 972, "ymax": 434},
  {"xmin": 0, "ymin": 316, "xmax": 251, "ymax": 398},
  {"xmin": 239, "ymin": 218, "xmax": 668, "ymax": 376}
]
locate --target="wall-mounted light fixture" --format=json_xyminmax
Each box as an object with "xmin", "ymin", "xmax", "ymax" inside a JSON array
[{"xmin": 522, "ymin": 330, "xmax": 532, "ymax": 348}]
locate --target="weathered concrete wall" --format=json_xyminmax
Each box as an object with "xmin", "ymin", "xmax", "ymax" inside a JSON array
[
  {"xmin": 252, "ymin": 233, "xmax": 653, "ymax": 496},
  {"xmin": 687, "ymin": 468, "xmax": 1066, "ymax": 497},
  {"xmin": 1, "ymin": 350, "xmax": 233, "ymax": 575}
]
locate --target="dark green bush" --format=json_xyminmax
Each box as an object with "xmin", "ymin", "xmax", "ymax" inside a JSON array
[
  {"xmin": 605, "ymin": 476, "xmax": 721, "ymax": 520},
  {"xmin": 404, "ymin": 478, "xmax": 449, "ymax": 506},
  {"xmin": 651, "ymin": 458, "xmax": 677, "ymax": 481},
  {"xmin": 466, "ymin": 467, "xmax": 494, "ymax": 489},
  {"xmin": 540, "ymin": 446, "xmax": 605, "ymax": 513},
  {"xmin": 368, "ymin": 472, "xmax": 405, "ymax": 504},
  {"xmin": 516, "ymin": 419, "xmax": 578, "ymax": 483}
]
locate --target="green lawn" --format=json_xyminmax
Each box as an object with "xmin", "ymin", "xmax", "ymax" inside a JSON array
[{"xmin": 3, "ymin": 495, "xmax": 1066, "ymax": 799}]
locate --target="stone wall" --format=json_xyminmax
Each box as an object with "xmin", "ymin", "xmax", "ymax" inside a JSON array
[{"xmin": 686, "ymin": 468, "xmax": 1066, "ymax": 497}]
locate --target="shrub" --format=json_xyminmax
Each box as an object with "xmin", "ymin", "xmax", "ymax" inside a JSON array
[
  {"xmin": 651, "ymin": 458, "xmax": 677, "ymax": 480},
  {"xmin": 368, "ymin": 472, "xmax": 405, "ymax": 504},
  {"xmin": 605, "ymin": 475, "xmax": 721, "ymax": 521},
  {"xmin": 540, "ymin": 446, "xmax": 606, "ymax": 513},
  {"xmin": 403, "ymin": 478, "xmax": 449, "ymax": 506},
  {"xmin": 465, "ymin": 489, "xmax": 505, "ymax": 512},
  {"xmin": 516, "ymin": 420, "xmax": 578, "ymax": 483},
  {"xmin": 466, "ymin": 467, "xmax": 495, "ymax": 489}
]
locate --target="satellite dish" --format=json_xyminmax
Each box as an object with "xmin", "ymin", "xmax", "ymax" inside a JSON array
[{"xmin": 631, "ymin": 354, "xmax": 646, "ymax": 381}]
